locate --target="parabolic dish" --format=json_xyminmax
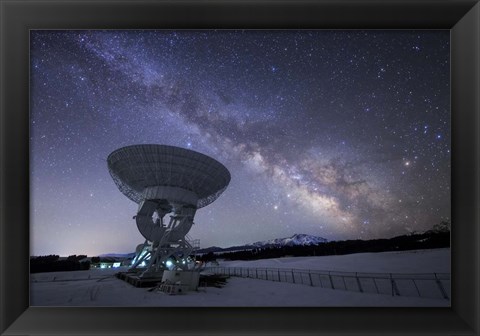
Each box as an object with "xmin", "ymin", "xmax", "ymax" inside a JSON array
[{"xmin": 107, "ymin": 144, "xmax": 231, "ymax": 208}]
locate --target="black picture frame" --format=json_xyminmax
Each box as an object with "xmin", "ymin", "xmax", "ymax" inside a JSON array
[{"xmin": 1, "ymin": 0, "xmax": 478, "ymax": 335}]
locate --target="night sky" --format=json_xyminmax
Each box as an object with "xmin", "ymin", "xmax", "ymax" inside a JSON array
[{"xmin": 30, "ymin": 30, "xmax": 450, "ymax": 256}]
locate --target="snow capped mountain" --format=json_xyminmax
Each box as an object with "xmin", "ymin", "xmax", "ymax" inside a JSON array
[
  {"xmin": 101, "ymin": 235, "xmax": 328, "ymax": 256},
  {"xmin": 251, "ymin": 234, "xmax": 328, "ymax": 247},
  {"xmin": 196, "ymin": 234, "xmax": 328, "ymax": 254},
  {"xmin": 98, "ymin": 252, "xmax": 136, "ymax": 259}
]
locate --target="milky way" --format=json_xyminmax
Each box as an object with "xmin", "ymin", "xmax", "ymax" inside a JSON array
[{"xmin": 30, "ymin": 30, "xmax": 450, "ymax": 256}]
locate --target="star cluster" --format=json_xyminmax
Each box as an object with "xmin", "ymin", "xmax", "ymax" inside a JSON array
[{"xmin": 30, "ymin": 30, "xmax": 450, "ymax": 256}]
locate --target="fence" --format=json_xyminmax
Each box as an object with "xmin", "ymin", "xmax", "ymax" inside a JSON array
[
  {"xmin": 31, "ymin": 275, "xmax": 113, "ymax": 282},
  {"xmin": 205, "ymin": 267, "xmax": 450, "ymax": 300}
]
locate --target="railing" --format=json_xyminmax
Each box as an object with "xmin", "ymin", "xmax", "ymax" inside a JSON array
[
  {"xmin": 205, "ymin": 267, "xmax": 450, "ymax": 300},
  {"xmin": 31, "ymin": 275, "xmax": 114, "ymax": 282},
  {"xmin": 186, "ymin": 235, "xmax": 200, "ymax": 250}
]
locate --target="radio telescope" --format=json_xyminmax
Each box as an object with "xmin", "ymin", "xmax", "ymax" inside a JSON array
[{"xmin": 107, "ymin": 144, "xmax": 230, "ymax": 277}]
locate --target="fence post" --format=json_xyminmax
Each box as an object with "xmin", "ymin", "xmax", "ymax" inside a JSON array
[
  {"xmin": 372, "ymin": 278, "xmax": 379, "ymax": 294},
  {"xmin": 434, "ymin": 273, "xmax": 449, "ymax": 300},
  {"xmin": 278, "ymin": 270, "xmax": 281, "ymax": 282},
  {"xmin": 328, "ymin": 272, "xmax": 335, "ymax": 289},
  {"xmin": 355, "ymin": 273, "xmax": 363, "ymax": 292},
  {"xmin": 308, "ymin": 272, "xmax": 313, "ymax": 286},
  {"xmin": 412, "ymin": 279, "xmax": 421, "ymax": 297},
  {"xmin": 390, "ymin": 273, "xmax": 399, "ymax": 296},
  {"xmin": 390, "ymin": 274, "xmax": 394, "ymax": 296},
  {"xmin": 292, "ymin": 270, "xmax": 295, "ymax": 284},
  {"xmin": 256, "ymin": 268, "xmax": 258, "ymax": 278}
]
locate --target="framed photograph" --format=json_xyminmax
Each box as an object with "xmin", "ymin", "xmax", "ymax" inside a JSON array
[{"xmin": 1, "ymin": 0, "xmax": 479, "ymax": 335}]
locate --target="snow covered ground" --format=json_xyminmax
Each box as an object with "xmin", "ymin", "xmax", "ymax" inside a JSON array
[
  {"xmin": 30, "ymin": 248, "xmax": 450, "ymax": 307},
  {"xmin": 218, "ymin": 248, "xmax": 450, "ymax": 273}
]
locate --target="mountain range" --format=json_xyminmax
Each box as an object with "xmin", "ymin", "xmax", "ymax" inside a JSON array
[
  {"xmin": 196, "ymin": 233, "xmax": 328, "ymax": 254},
  {"xmin": 97, "ymin": 234, "xmax": 328, "ymax": 258},
  {"xmin": 98, "ymin": 252, "xmax": 136, "ymax": 260}
]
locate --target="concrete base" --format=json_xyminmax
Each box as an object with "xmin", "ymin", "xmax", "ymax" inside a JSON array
[
  {"xmin": 116, "ymin": 270, "xmax": 200, "ymax": 291},
  {"xmin": 162, "ymin": 270, "xmax": 200, "ymax": 291},
  {"xmin": 116, "ymin": 272, "xmax": 164, "ymax": 288}
]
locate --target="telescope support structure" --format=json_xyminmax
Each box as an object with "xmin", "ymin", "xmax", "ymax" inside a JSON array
[{"xmin": 129, "ymin": 198, "xmax": 197, "ymax": 277}]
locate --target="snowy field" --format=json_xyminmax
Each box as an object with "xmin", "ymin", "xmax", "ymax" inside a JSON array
[
  {"xmin": 218, "ymin": 248, "xmax": 450, "ymax": 273},
  {"xmin": 30, "ymin": 248, "xmax": 450, "ymax": 307}
]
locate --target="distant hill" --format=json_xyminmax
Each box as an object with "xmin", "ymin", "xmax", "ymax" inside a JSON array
[
  {"xmin": 196, "ymin": 233, "xmax": 328, "ymax": 254},
  {"xmin": 204, "ymin": 230, "xmax": 451, "ymax": 261},
  {"xmin": 252, "ymin": 233, "xmax": 328, "ymax": 247},
  {"xmin": 195, "ymin": 246, "xmax": 225, "ymax": 254},
  {"xmin": 97, "ymin": 253, "xmax": 136, "ymax": 261}
]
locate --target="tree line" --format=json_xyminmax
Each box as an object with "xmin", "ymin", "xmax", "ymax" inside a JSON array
[
  {"xmin": 30, "ymin": 254, "xmax": 91, "ymax": 273},
  {"xmin": 198, "ymin": 224, "xmax": 450, "ymax": 262}
]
